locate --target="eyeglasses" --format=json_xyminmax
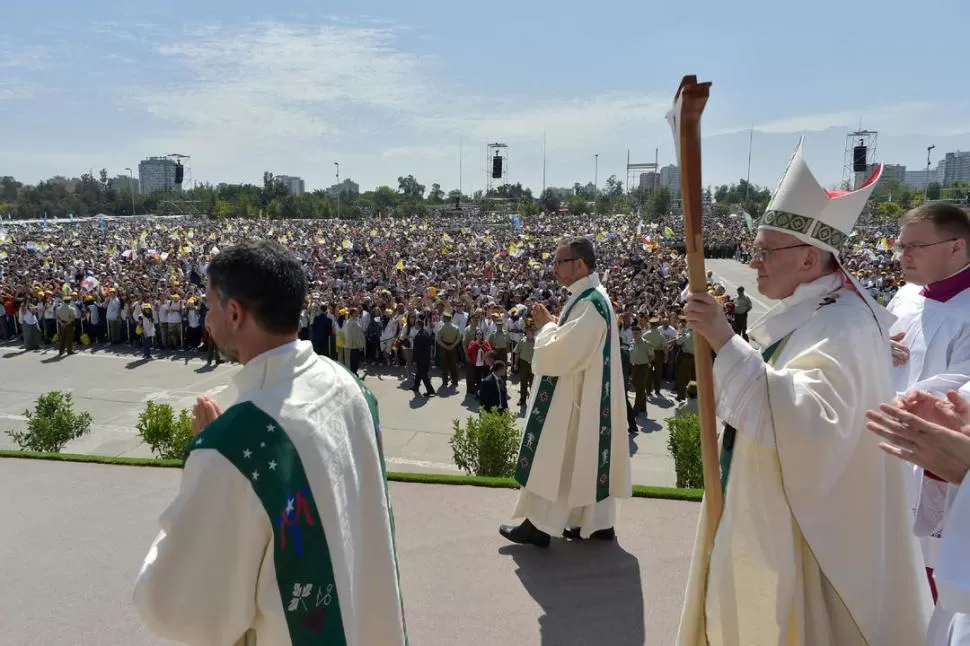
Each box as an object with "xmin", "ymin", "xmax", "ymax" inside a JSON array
[
  {"xmin": 750, "ymin": 244, "xmax": 811, "ymax": 262},
  {"xmin": 552, "ymin": 257, "xmax": 579, "ymax": 267},
  {"xmin": 892, "ymin": 238, "xmax": 958, "ymax": 256}
]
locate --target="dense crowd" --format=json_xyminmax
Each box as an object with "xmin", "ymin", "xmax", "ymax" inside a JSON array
[{"xmin": 0, "ymin": 211, "xmax": 903, "ymax": 398}]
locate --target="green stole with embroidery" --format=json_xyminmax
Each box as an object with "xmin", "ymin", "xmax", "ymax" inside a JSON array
[
  {"xmin": 187, "ymin": 375, "xmax": 408, "ymax": 646},
  {"xmin": 718, "ymin": 336, "xmax": 789, "ymax": 494},
  {"xmin": 513, "ymin": 287, "xmax": 616, "ymax": 503}
]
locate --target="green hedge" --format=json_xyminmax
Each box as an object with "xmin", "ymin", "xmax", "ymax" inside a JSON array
[{"xmin": 0, "ymin": 450, "xmax": 702, "ymax": 502}]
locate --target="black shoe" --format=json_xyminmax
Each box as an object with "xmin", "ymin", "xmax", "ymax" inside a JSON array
[
  {"xmin": 426, "ymin": 390, "xmax": 436, "ymax": 396},
  {"xmin": 562, "ymin": 526, "xmax": 616, "ymax": 541},
  {"xmin": 499, "ymin": 519, "xmax": 550, "ymax": 547}
]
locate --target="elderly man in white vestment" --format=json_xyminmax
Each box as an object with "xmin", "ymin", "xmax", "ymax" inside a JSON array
[
  {"xmin": 498, "ymin": 236, "xmax": 631, "ymax": 548},
  {"xmin": 885, "ymin": 203, "xmax": 970, "ymax": 598},
  {"xmin": 866, "ymin": 381, "xmax": 970, "ymax": 645},
  {"xmin": 677, "ymin": 140, "xmax": 932, "ymax": 646},
  {"xmin": 133, "ymin": 241, "xmax": 408, "ymax": 646}
]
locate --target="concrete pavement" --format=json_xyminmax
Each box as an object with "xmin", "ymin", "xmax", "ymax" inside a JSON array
[
  {"xmin": 0, "ymin": 259, "xmax": 763, "ymax": 487},
  {"xmin": 0, "ymin": 457, "xmax": 698, "ymax": 646}
]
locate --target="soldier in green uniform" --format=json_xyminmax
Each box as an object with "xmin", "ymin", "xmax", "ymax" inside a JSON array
[
  {"xmin": 642, "ymin": 316, "xmax": 668, "ymax": 397},
  {"xmin": 56, "ymin": 299, "xmax": 76, "ymax": 356},
  {"xmin": 628, "ymin": 325, "xmax": 654, "ymax": 414},
  {"xmin": 513, "ymin": 323, "xmax": 536, "ymax": 406},
  {"xmin": 435, "ymin": 311, "xmax": 461, "ymax": 388},
  {"xmin": 462, "ymin": 310, "xmax": 481, "ymax": 392},
  {"xmin": 674, "ymin": 319, "xmax": 696, "ymax": 401},
  {"xmin": 490, "ymin": 315, "xmax": 509, "ymax": 364}
]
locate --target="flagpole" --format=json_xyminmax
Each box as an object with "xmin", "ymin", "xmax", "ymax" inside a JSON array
[
  {"xmin": 542, "ymin": 131, "xmax": 547, "ymax": 195},
  {"xmin": 744, "ymin": 124, "xmax": 753, "ymax": 204}
]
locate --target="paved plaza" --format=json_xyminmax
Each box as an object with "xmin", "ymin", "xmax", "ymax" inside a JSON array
[
  {"xmin": 0, "ymin": 259, "xmax": 763, "ymax": 487},
  {"xmin": 0, "ymin": 457, "xmax": 699, "ymax": 646}
]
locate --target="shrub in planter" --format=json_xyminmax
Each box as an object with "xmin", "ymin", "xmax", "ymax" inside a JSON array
[
  {"xmin": 136, "ymin": 401, "xmax": 195, "ymax": 460},
  {"xmin": 7, "ymin": 391, "xmax": 93, "ymax": 453},
  {"xmin": 449, "ymin": 408, "xmax": 522, "ymax": 477},
  {"xmin": 666, "ymin": 413, "xmax": 704, "ymax": 489}
]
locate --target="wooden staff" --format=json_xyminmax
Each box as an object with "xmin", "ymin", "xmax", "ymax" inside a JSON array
[{"xmin": 668, "ymin": 75, "xmax": 723, "ymax": 532}]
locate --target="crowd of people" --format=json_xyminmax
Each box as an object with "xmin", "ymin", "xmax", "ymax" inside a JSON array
[{"xmin": 0, "ymin": 210, "xmax": 903, "ymax": 401}]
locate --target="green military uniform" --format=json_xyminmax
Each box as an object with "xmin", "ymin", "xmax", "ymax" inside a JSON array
[
  {"xmin": 436, "ymin": 316, "xmax": 461, "ymax": 387},
  {"xmin": 514, "ymin": 333, "xmax": 535, "ymax": 406},
  {"xmin": 642, "ymin": 318, "xmax": 668, "ymax": 396},
  {"xmin": 629, "ymin": 329, "xmax": 654, "ymax": 414},
  {"xmin": 674, "ymin": 327, "xmax": 696, "ymax": 400},
  {"xmin": 490, "ymin": 322, "xmax": 509, "ymax": 365},
  {"xmin": 56, "ymin": 301, "xmax": 76, "ymax": 356}
]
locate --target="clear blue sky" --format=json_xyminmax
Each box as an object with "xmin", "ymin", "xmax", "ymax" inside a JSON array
[{"xmin": 2, "ymin": 0, "xmax": 968, "ymax": 193}]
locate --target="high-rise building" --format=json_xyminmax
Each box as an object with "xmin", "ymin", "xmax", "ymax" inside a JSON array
[
  {"xmin": 275, "ymin": 175, "xmax": 305, "ymax": 195},
  {"xmin": 638, "ymin": 172, "xmax": 658, "ymax": 190},
  {"xmin": 879, "ymin": 164, "xmax": 907, "ymax": 186},
  {"xmin": 138, "ymin": 157, "xmax": 178, "ymax": 194},
  {"xmin": 943, "ymin": 151, "xmax": 970, "ymax": 185},
  {"xmin": 659, "ymin": 165, "xmax": 680, "ymax": 195},
  {"xmin": 328, "ymin": 178, "xmax": 359, "ymax": 198}
]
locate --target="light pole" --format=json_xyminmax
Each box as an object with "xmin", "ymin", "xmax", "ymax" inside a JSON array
[
  {"xmin": 334, "ymin": 161, "xmax": 341, "ymax": 219},
  {"xmin": 124, "ymin": 167, "xmax": 136, "ymax": 216},
  {"xmin": 594, "ymin": 153, "xmax": 599, "ymax": 197},
  {"xmin": 924, "ymin": 145, "xmax": 936, "ymax": 202}
]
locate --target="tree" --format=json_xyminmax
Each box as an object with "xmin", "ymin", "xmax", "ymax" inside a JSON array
[
  {"xmin": 519, "ymin": 198, "xmax": 541, "ymax": 217},
  {"xmin": 648, "ymin": 187, "xmax": 672, "ymax": 219},
  {"xmin": 397, "ymin": 175, "xmax": 425, "ymax": 200},
  {"xmin": 0, "ymin": 176, "xmax": 22, "ymax": 202},
  {"xmin": 565, "ymin": 194, "xmax": 588, "ymax": 215},
  {"xmin": 604, "ymin": 175, "xmax": 623, "ymax": 198},
  {"xmin": 926, "ymin": 182, "xmax": 942, "ymax": 201},
  {"xmin": 539, "ymin": 188, "xmax": 561, "ymax": 213},
  {"xmin": 427, "ymin": 183, "xmax": 445, "ymax": 204}
]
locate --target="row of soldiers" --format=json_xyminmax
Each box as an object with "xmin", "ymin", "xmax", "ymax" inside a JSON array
[{"xmin": 626, "ymin": 316, "xmax": 696, "ymax": 414}]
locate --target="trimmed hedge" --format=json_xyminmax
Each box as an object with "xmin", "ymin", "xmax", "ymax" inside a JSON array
[{"xmin": 0, "ymin": 450, "xmax": 703, "ymax": 502}]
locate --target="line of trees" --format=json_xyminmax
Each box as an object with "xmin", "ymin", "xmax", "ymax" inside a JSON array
[{"xmin": 1, "ymin": 170, "xmax": 782, "ymax": 222}]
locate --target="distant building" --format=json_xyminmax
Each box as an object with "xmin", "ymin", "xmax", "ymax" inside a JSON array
[
  {"xmin": 943, "ymin": 151, "xmax": 970, "ymax": 185},
  {"xmin": 328, "ymin": 178, "xmax": 359, "ymax": 198},
  {"xmin": 138, "ymin": 157, "xmax": 178, "ymax": 194},
  {"xmin": 108, "ymin": 174, "xmax": 139, "ymax": 194},
  {"xmin": 638, "ymin": 172, "xmax": 658, "ymax": 190},
  {"xmin": 879, "ymin": 164, "xmax": 907, "ymax": 186},
  {"xmin": 276, "ymin": 175, "xmax": 305, "ymax": 195},
  {"xmin": 904, "ymin": 164, "xmax": 945, "ymax": 191},
  {"xmin": 659, "ymin": 165, "xmax": 680, "ymax": 195}
]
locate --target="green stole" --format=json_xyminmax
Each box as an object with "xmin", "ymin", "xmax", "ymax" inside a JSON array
[
  {"xmin": 513, "ymin": 287, "xmax": 616, "ymax": 503},
  {"xmin": 718, "ymin": 336, "xmax": 789, "ymax": 494},
  {"xmin": 187, "ymin": 373, "xmax": 408, "ymax": 645}
]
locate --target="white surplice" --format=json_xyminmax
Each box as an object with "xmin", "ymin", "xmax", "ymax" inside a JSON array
[
  {"xmin": 924, "ymin": 382, "xmax": 970, "ymax": 645},
  {"xmin": 678, "ymin": 273, "xmax": 932, "ymax": 646},
  {"xmin": 510, "ymin": 272, "xmax": 631, "ymax": 538},
  {"xmin": 888, "ymin": 281, "xmax": 970, "ymax": 568}
]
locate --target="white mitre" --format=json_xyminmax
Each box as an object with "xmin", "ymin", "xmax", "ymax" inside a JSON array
[
  {"xmin": 759, "ymin": 138, "xmax": 893, "ymax": 329},
  {"xmin": 759, "ymin": 138, "xmax": 882, "ymax": 254}
]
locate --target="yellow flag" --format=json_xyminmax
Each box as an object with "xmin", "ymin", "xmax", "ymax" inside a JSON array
[
  {"xmin": 341, "ymin": 239, "xmax": 352, "ymax": 250},
  {"xmin": 664, "ymin": 226, "xmax": 675, "ymax": 237},
  {"xmin": 541, "ymin": 252, "xmax": 550, "ymax": 260},
  {"xmin": 370, "ymin": 229, "xmax": 378, "ymax": 236},
  {"xmin": 595, "ymin": 232, "xmax": 605, "ymax": 242},
  {"xmin": 395, "ymin": 259, "xmax": 405, "ymax": 271}
]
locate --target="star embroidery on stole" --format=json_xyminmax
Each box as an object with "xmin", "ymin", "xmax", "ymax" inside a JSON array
[
  {"xmin": 251, "ymin": 470, "xmax": 260, "ymax": 481},
  {"xmin": 268, "ymin": 460, "xmax": 278, "ymax": 470},
  {"xmin": 266, "ymin": 424, "xmax": 276, "ymax": 433},
  {"xmin": 260, "ymin": 441, "xmax": 266, "ymax": 448},
  {"xmin": 243, "ymin": 448, "xmax": 252, "ymax": 458},
  {"xmin": 194, "ymin": 437, "xmax": 204, "ymax": 446}
]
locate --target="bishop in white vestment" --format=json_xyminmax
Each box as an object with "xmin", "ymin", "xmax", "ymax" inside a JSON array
[
  {"xmin": 133, "ymin": 241, "xmax": 408, "ymax": 646},
  {"xmin": 678, "ymin": 141, "xmax": 932, "ymax": 645},
  {"xmin": 499, "ymin": 237, "xmax": 631, "ymax": 547}
]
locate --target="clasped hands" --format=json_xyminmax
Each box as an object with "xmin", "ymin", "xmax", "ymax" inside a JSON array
[
  {"xmin": 865, "ymin": 388, "xmax": 970, "ymax": 484},
  {"xmin": 529, "ymin": 302, "xmax": 557, "ymax": 329},
  {"xmin": 191, "ymin": 395, "xmax": 223, "ymax": 436}
]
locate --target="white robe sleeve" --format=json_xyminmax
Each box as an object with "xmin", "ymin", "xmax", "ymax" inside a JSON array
[
  {"xmin": 133, "ymin": 450, "xmax": 272, "ymax": 646},
  {"xmin": 713, "ymin": 335, "xmax": 775, "ymax": 447},
  {"xmin": 529, "ymin": 301, "xmax": 606, "ymax": 377},
  {"xmin": 936, "ymin": 479, "xmax": 970, "ymax": 614}
]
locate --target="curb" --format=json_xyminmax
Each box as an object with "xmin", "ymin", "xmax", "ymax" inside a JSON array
[{"xmin": 0, "ymin": 450, "xmax": 703, "ymax": 502}]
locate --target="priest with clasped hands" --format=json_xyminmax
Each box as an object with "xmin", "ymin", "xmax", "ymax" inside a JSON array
[
  {"xmin": 867, "ymin": 382, "xmax": 970, "ymax": 645},
  {"xmin": 674, "ymin": 140, "xmax": 931, "ymax": 646}
]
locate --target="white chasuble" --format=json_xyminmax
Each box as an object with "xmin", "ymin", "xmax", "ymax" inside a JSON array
[
  {"xmin": 510, "ymin": 272, "xmax": 631, "ymax": 538},
  {"xmin": 677, "ymin": 274, "xmax": 932, "ymax": 646}
]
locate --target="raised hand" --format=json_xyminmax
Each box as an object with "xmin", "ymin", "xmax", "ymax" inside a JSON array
[{"xmin": 192, "ymin": 395, "xmax": 223, "ymax": 436}]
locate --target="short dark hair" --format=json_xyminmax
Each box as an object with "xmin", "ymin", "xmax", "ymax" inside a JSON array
[
  {"xmin": 902, "ymin": 202, "xmax": 970, "ymax": 257},
  {"xmin": 206, "ymin": 240, "xmax": 307, "ymax": 335},
  {"xmin": 560, "ymin": 236, "xmax": 596, "ymax": 271}
]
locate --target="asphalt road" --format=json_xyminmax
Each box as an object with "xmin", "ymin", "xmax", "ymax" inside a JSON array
[{"xmin": 0, "ymin": 457, "xmax": 698, "ymax": 646}]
